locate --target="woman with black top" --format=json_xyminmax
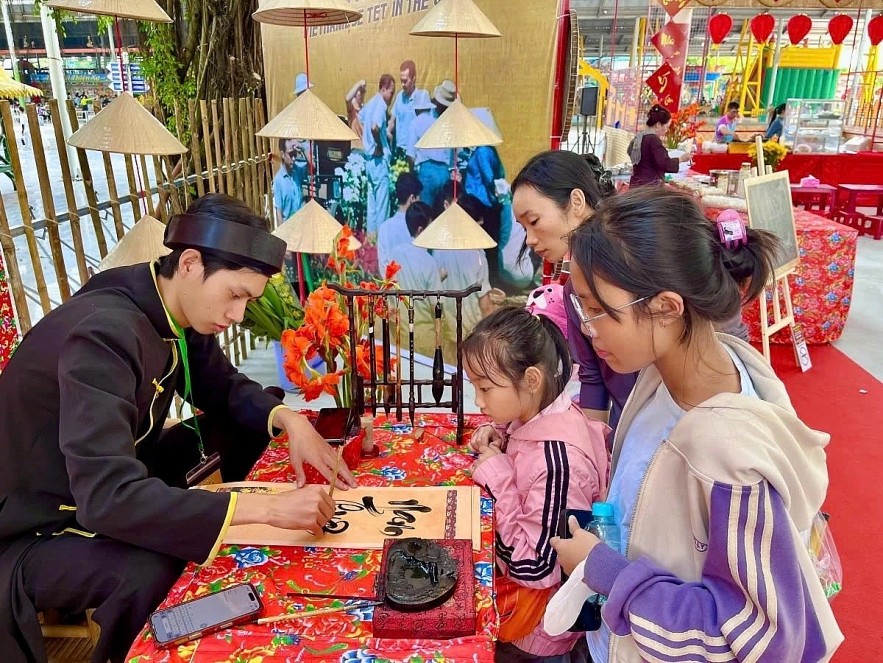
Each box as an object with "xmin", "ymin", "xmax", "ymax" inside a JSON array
[
  {"xmin": 765, "ymin": 103, "xmax": 787, "ymax": 140},
  {"xmin": 628, "ymin": 105, "xmax": 691, "ymax": 187}
]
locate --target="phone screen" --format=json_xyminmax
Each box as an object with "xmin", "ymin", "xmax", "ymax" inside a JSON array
[
  {"xmin": 150, "ymin": 583, "xmax": 261, "ymax": 646},
  {"xmin": 314, "ymin": 408, "xmax": 355, "ymax": 443}
]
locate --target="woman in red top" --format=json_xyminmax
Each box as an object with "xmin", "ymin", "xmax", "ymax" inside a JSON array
[{"xmin": 628, "ymin": 105, "xmax": 690, "ymax": 187}]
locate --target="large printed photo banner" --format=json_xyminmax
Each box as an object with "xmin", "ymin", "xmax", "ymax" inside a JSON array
[
  {"xmin": 0, "ymin": 249, "xmax": 19, "ymax": 372},
  {"xmin": 260, "ymin": 0, "xmax": 561, "ymax": 351},
  {"xmin": 198, "ymin": 483, "xmax": 482, "ymax": 550}
]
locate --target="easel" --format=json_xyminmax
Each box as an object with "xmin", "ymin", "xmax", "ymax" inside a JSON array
[
  {"xmin": 579, "ymin": 113, "xmax": 595, "ymax": 154},
  {"xmin": 744, "ymin": 136, "xmax": 811, "ymax": 371}
]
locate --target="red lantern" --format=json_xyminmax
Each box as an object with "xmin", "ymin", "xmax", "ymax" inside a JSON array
[
  {"xmin": 708, "ymin": 13, "xmax": 734, "ymax": 45},
  {"xmin": 787, "ymin": 14, "xmax": 813, "ymax": 45},
  {"xmin": 751, "ymin": 13, "xmax": 776, "ymax": 43},
  {"xmin": 869, "ymin": 15, "xmax": 883, "ymax": 46},
  {"xmin": 828, "ymin": 14, "xmax": 854, "ymax": 45}
]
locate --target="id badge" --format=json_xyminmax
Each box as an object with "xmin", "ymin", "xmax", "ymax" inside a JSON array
[{"xmin": 185, "ymin": 452, "xmax": 223, "ymax": 487}]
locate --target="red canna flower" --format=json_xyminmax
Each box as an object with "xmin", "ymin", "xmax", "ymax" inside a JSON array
[{"xmin": 385, "ymin": 261, "xmax": 401, "ymax": 281}]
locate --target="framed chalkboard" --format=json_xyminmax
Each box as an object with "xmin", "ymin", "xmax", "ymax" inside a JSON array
[{"xmin": 743, "ymin": 171, "xmax": 799, "ymax": 278}]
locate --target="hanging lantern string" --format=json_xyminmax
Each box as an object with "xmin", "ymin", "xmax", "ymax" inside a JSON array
[
  {"xmin": 302, "ymin": 10, "xmax": 316, "ymax": 200},
  {"xmin": 113, "ymin": 16, "xmax": 147, "ymax": 217},
  {"xmin": 844, "ymin": 0, "xmax": 866, "ymax": 121},
  {"xmin": 698, "ymin": 9, "xmax": 713, "ymax": 106},
  {"xmin": 453, "ymin": 32, "xmax": 460, "ymax": 200},
  {"xmin": 609, "ymin": 0, "xmax": 620, "ymax": 71}
]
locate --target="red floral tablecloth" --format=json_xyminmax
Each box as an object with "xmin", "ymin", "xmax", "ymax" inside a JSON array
[
  {"xmin": 0, "ymin": 249, "xmax": 19, "ymax": 372},
  {"xmin": 706, "ymin": 207, "xmax": 858, "ymax": 344},
  {"xmin": 126, "ymin": 413, "xmax": 497, "ymax": 663},
  {"xmin": 691, "ymin": 152, "xmax": 883, "ymax": 186}
]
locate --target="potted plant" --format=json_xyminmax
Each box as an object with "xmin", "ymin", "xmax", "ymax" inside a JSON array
[
  {"xmin": 664, "ymin": 102, "xmax": 703, "ymax": 150},
  {"xmin": 281, "ymin": 226, "xmax": 401, "ymax": 407},
  {"xmin": 748, "ymin": 138, "xmax": 788, "ymax": 172}
]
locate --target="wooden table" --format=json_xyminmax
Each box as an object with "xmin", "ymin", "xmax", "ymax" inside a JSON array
[
  {"xmin": 790, "ymin": 184, "xmax": 837, "ymax": 215},
  {"xmin": 833, "ymin": 184, "xmax": 883, "ymax": 240},
  {"xmin": 125, "ymin": 413, "xmax": 498, "ymax": 663}
]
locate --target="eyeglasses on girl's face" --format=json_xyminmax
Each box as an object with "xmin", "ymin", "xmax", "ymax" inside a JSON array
[{"xmin": 569, "ymin": 292, "xmax": 649, "ymax": 337}]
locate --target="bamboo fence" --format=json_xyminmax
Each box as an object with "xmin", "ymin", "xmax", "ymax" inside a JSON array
[{"xmin": 0, "ymin": 96, "xmax": 276, "ymax": 367}]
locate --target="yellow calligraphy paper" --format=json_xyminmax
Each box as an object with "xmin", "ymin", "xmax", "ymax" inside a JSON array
[{"xmin": 196, "ymin": 483, "xmax": 482, "ymax": 551}]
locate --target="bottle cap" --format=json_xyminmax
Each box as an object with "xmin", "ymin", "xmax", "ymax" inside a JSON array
[{"xmin": 591, "ymin": 502, "xmax": 614, "ymax": 518}]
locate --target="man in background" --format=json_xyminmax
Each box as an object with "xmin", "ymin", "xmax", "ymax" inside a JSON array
[
  {"xmin": 360, "ymin": 74, "xmax": 396, "ymax": 239},
  {"xmin": 715, "ymin": 101, "xmax": 740, "ymax": 143},
  {"xmin": 410, "ymin": 83, "xmax": 455, "ymax": 207},
  {"xmin": 389, "ymin": 60, "xmax": 426, "ymax": 157},
  {"xmin": 377, "ymin": 172, "xmax": 422, "ymax": 276}
]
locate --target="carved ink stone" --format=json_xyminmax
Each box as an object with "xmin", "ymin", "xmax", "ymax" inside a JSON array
[{"xmin": 383, "ymin": 538, "xmax": 458, "ymax": 611}]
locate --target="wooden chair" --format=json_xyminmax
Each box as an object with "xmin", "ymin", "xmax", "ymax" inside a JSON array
[
  {"xmin": 40, "ymin": 609, "xmax": 99, "ymax": 662},
  {"xmin": 603, "ymin": 126, "xmax": 634, "ymax": 168}
]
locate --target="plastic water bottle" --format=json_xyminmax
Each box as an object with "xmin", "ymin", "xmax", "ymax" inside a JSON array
[{"xmin": 588, "ymin": 502, "xmax": 621, "ymax": 604}]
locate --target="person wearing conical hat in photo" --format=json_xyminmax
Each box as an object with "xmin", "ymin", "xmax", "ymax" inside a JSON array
[
  {"xmin": 410, "ymin": 81, "xmax": 456, "ymax": 207},
  {"xmin": 0, "ymin": 193, "xmax": 355, "ymax": 663}
]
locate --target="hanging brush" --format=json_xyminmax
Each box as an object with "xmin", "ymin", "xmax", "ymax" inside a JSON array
[{"xmin": 432, "ymin": 297, "xmax": 445, "ymax": 405}]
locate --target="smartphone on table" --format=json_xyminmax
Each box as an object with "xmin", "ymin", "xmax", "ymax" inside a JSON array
[
  {"xmin": 149, "ymin": 582, "xmax": 262, "ymax": 647},
  {"xmin": 314, "ymin": 407, "xmax": 358, "ymax": 445}
]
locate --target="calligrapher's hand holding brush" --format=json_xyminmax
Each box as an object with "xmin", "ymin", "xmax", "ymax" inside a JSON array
[{"xmin": 232, "ymin": 486, "xmax": 335, "ymax": 536}]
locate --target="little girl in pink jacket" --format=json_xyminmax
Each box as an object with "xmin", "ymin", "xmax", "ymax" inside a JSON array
[{"xmin": 464, "ymin": 306, "xmax": 610, "ymax": 661}]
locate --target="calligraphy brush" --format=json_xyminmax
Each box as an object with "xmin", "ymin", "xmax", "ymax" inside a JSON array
[
  {"xmin": 408, "ymin": 298, "xmax": 416, "ymax": 423},
  {"xmin": 432, "ymin": 297, "xmax": 445, "ymax": 405},
  {"xmin": 381, "ymin": 313, "xmax": 392, "ymax": 415},
  {"xmin": 328, "ymin": 441, "xmax": 345, "ymax": 499},
  {"xmin": 395, "ymin": 300, "xmax": 403, "ymax": 421},
  {"xmin": 257, "ymin": 600, "xmax": 382, "ymax": 625}
]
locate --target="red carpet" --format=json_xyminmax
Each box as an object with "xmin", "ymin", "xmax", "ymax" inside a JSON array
[{"xmin": 769, "ymin": 344, "xmax": 883, "ymax": 660}]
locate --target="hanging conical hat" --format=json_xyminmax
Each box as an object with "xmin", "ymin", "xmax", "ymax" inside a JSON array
[
  {"xmin": 412, "ymin": 202, "xmax": 496, "ymax": 250},
  {"xmin": 46, "ymin": 0, "xmax": 171, "ymax": 22},
  {"xmin": 99, "ymin": 215, "xmax": 170, "ymax": 271},
  {"xmin": 470, "ymin": 107, "xmax": 502, "ymax": 141},
  {"xmin": 0, "ymin": 69, "xmax": 40, "ymax": 99},
  {"xmin": 67, "ymin": 92, "xmax": 187, "ymax": 155},
  {"xmin": 273, "ymin": 199, "xmax": 362, "ymax": 254},
  {"xmin": 257, "ymin": 89, "xmax": 359, "ymax": 141},
  {"xmin": 415, "ymin": 99, "xmax": 502, "ymax": 150},
  {"xmin": 410, "ymin": 0, "xmax": 500, "ymax": 38},
  {"xmin": 253, "ymin": 0, "xmax": 361, "ymax": 26}
]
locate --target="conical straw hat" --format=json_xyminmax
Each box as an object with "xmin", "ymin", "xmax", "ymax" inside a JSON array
[
  {"xmin": 67, "ymin": 92, "xmax": 187, "ymax": 155},
  {"xmin": 415, "ymin": 99, "xmax": 502, "ymax": 150},
  {"xmin": 253, "ymin": 0, "xmax": 361, "ymax": 26},
  {"xmin": 257, "ymin": 89, "xmax": 359, "ymax": 141},
  {"xmin": 273, "ymin": 199, "xmax": 363, "ymax": 254},
  {"xmin": 0, "ymin": 69, "xmax": 41, "ymax": 99},
  {"xmin": 412, "ymin": 202, "xmax": 496, "ymax": 250},
  {"xmin": 46, "ymin": 0, "xmax": 171, "ymax": 22},
  {"xmin": 410, "ymin": 0, "xmax": 500, "ymax": 38},
  {"xmin": 470, "ymin": 107, "xmax": 502, "ymax": 140},
  {"xmin": 99, "ymin": 215, "xmax": 170, "ymax": 271}
]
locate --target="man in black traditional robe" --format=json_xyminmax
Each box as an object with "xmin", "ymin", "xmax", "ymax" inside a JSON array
[{"xmin": 0, "ymin": 193, "xmax": 356, "ymax": 662}]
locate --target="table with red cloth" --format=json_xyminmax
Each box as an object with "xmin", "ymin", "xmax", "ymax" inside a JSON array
[
  {"xmin": 705, "ymin": 207, "xmax": 858, "ymax": 344},
  {"xmin": 692, "ymin": 152, "xmax": 883, "ymax": 186},
  {"xmin": 125, "ymin": 413, "xmax": 497, "ymax": 663},
  {"xmin": 0, "ymin": 249, "xmax": 19, "ymax": 372}
]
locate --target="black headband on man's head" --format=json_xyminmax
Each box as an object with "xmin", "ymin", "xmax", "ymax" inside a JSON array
[{"xmin": 164, "ymin": 213, "xmax": 286, "ymax": 276}]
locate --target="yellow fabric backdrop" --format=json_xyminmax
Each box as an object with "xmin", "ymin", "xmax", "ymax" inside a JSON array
[{"xmin": 260, "ymin": 0, "xmax": 560, "ymax": 173}]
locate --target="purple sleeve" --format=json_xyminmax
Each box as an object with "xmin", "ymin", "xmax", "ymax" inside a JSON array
[
  {"xmin": 583, "ymin": 481, "xmax": 832, "ymax": 661},
  {"xmin": 645, "ymin": 134, "xmax": 679, "ymax": 174},
  {"xmin": 564, "ymin": 280, "xmax": 610, "ymax": 411}
]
